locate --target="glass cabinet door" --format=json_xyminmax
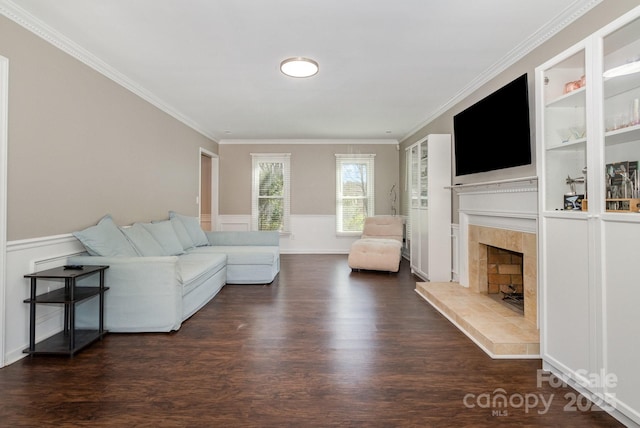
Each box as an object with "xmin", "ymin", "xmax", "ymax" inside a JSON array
[
  {"xmin": 410, "ymin": 144, "xmax": 419, "ymax": 209},
  {"xmin": 540, "ymin": 46, "xmax": 588, "ymax": 212},
  {"xmin": 601, "ymin": 15, "xmax": 640, "ymax": 213},
  {"xmin": 420, "ymin": 140, "xmax": 428, "ymax": 208}
]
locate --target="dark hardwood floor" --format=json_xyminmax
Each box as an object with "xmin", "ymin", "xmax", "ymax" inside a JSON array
[{"xmin": 0, "ymin": 254, "xmax": 623, "ymax": 427}]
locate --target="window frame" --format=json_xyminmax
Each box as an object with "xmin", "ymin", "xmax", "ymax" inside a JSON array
[
  {"xmin": 251, "ymin": 153, "xmax": 291, "ymax": 233},
  {"xmin": 335, "ymin": 154, "xmax": 375, "ymax": 236}
]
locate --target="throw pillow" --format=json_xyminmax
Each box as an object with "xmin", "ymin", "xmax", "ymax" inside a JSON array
[
  {"xmin": 169, "ymin": 216, "xmax": 195, "ymax": 251},
  {"xmin": 120, "ymin": 223, "xmax": 166, "ymax": 256},
  {"xmin": 72, "ymin": 214, "xmax": 138, "ymax": 257},
  {"xmin": 168, "ymin": 211, "xmax": 209, "ymax": 247},
  {"xmin": 142, "ymin": 221, "xmax": 185, "ymax": 256}
]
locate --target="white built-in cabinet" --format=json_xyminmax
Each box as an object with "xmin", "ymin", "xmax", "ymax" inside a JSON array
[
  {"xmin": 536, "ymin": 6, "xmax": 640, "ymax": 425},
  {"xmin": 407, "ymin": 134, "xmax": 451, "ymax": 282}
]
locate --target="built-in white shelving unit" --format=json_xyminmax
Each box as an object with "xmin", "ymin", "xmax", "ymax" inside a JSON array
[
  {"xmin": 407, "ymin": 134, "xmax": 452, "ymax": 282},
  {"xmin": 536, "ymin": 6, "xmax": 640, "ymax": 426}
]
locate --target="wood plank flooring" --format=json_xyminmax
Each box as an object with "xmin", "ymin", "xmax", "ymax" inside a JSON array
[{"xmin": 0, "ymin": 254, "xmax": 623, "ymax": 427}]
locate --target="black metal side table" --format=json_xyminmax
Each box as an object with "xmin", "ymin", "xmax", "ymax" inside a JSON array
[{"xmin": 23, "ymin": 265, "xmax": 109, "ymax": 356}]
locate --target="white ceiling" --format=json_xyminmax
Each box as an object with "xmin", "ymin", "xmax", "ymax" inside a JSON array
[{"xmin": 1, "ymin": 0, "xmax": 600, "ymax": 142}]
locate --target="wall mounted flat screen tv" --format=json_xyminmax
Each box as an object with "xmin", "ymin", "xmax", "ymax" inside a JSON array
[{"xmin": 453, "ymin": 73, "xmax": 531, "ymax": 176}]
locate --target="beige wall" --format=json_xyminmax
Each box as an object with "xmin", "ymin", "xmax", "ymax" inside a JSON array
[
  {"xmin": 1, "ymin": 15, "xmax": 218, "ymax": 240},
  {"xmin": 218, "ymin": 142, "xmax": 399, "ymax": 216},
  {"xmin": 399, "ymin": 0, "xmax": 640, "ymax": 221}
]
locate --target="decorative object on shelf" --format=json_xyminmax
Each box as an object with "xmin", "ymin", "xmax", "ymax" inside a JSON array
[
  {"xmin": 565, "ymin": 174, "xmax": 585, "ymax": 194},
  {"xmin": 564, "ymin": 194, "xmax": 584, "ymax": 210},
  {"xmin": 605, "ymin": 198, "xmax": 640, "ymax": 212},
  {"xmin": 631, "ymin": 98, "xmax": 640, "ymax": 126},
  {"xmin": 564, "ymin": 174, "xmax": 585, "ymax": 210},
  {"xmin": 563, "ymin": 80, "xmax": 582, "ymax": 94},
  {"xmin": 582, "ymin": 166, "xmax": 588, "ymax": 201},
  {"xmin": 389, "ymin": 184, "xmax": 397, "ymax": 216},
  {"xmin": 605, "ymin": 113, "xmax": 632, "ymax": 131},
  {"xmin": 606, "ymin": 161, "xmax": 638, "ymax": 199},
  {"xmin": 563, "ymin": 75, "xmax": 586, "ymax": 94}
]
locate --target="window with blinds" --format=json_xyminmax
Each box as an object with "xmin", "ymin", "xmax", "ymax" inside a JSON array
[
  {"xmin": 251, "ymin": 153, "xmax": 290, "ymax": 232},
  {"xmin": 335, "ymin": 154, "xmax": 375, "ymax": 235}
]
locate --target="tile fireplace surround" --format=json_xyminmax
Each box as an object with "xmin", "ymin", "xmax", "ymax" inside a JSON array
[
  {"xmin": 415, "ymin": 177, "xmax": 539, "ymax": 358},
  {"xmin": 467, "ymin": 224, "xmax": 537, "ymax": 325}
]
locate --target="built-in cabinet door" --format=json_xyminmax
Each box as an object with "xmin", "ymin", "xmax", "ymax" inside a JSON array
[
  {"xmin": 426, "ymin": 135, "xmax": 452, "ymax": 282},
  {"xmin": 602, "ymin": 220, "xmax": 640, "ymax": 418},
  {"xmin": 539, "ymin": 216, "xmax": 597, "ymax": 382}
]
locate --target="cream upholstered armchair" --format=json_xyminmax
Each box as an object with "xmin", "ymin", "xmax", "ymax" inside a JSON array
[{"xmin": 347, "ymin": 216, "xmax": 404, "ymax": 273}]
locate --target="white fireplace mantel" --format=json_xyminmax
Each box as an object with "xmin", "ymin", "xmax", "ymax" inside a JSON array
[{"xmin": 455, "ymin": 177, "xmax": 538, "ymax": 288}]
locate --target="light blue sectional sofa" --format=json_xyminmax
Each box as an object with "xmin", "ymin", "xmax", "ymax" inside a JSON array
[{"xmin": 69, "ymin": 212, "xmax": 279, "ymax": 333}]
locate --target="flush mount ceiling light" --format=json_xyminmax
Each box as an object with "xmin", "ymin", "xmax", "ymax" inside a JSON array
[
  {"xmin": 603, "ymin": 60, "xmax": 640, "ymax": 78},
  {"xmin": 280, "ymin": 57, "xmax": 319, "ymax": 78}
]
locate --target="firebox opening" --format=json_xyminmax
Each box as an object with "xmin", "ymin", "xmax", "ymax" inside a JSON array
[{"xmin": 487, "ymin": 245, "xmax": 524, "ymax": 314}]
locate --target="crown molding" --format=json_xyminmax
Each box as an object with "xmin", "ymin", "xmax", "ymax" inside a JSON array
[
  {"xmin": 219, "ymin": 139, "xmax": 399, "ymax": 145},
  {"xmin": 401, "ymin": 0, "xmax": 604, "ymax": 142},
  {"xmin": 0, "ymin": 0, "xmax": 217, "ymax": 142}
]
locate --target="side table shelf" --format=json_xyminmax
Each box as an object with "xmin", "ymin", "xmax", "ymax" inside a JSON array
[{"xmin": 23, "ymin": 265, "xmax": 109, "ymax": 356}]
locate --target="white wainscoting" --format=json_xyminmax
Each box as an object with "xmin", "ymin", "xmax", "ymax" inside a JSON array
[
  {"xmin": 217, "ymin": 215, "xmax": 251, "ymax": 232},
  {"xmin": 217, "ymin": 214, "xmax": 359, "ymax": 254},
  {"xmin": 4, "ymin": 234, "xmax": 86, "ymax": 366}
]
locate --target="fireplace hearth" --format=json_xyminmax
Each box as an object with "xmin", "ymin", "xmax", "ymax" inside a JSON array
[{"xmin": 416, "ymin": 177, "xmax": 540, "ymax": 358}]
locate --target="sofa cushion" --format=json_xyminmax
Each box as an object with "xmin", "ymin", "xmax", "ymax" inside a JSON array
[
  {"xmin": 72, "ymin": 214, "xmax": 138, "ymax": 257},
  {"xmin": 177, "ymin": 252, "xmax": 227, "ymax": 285},
  {"xmin": 348, "ymin": 238, "xmax": 403, "ymax": 272},
  {"xmin": 206, "ymin": 231, "xmax": 279, "ymax": 246},
  {"xmin": 142, "ymin": 221, "xmax": 185, "ymax": 256},
  {"xmin": 120, "ymin": 223, "xmax": 166, "ymax": 256},
  {"xmin": 188, "ymin": 245, "xmax": 278, "ymax": 265},
  {"xmin": 361, "ymin": 215, "xmax": 403, "ymax": 242},
  {"xmin": 169, "ymin": 211, "xmax": 209, "ymax": 247}
]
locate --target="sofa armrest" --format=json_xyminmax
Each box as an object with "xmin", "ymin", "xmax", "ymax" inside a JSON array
[
  {"xmin": 205, "ymin": 231, "xmax": 279, "ymax": 247},
  {"xmin": 68, "ymin": 255, "xmax": 184, "ymax": 332}
]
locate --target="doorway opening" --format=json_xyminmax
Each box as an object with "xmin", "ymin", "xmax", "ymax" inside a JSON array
[{"xmin": 199, "ymin": 149, "xmax": 218, "ymax": 231}]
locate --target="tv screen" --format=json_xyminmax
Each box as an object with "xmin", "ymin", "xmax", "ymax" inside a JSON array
[{"xmin": 453, "ymin": 73, "xmax": 531, "ymax": 176}]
